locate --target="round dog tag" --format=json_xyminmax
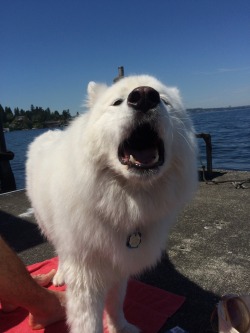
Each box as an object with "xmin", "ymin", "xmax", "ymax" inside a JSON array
[{"xmin": 126, "ymin": 231, "xmax": 142, "ymax": 249}]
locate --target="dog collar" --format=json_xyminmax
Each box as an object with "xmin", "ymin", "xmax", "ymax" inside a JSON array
[{"xmin": 126, "ymin": 231, "xmax": 142, "ymax": 249}]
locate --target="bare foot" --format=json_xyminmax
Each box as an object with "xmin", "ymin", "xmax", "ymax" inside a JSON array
[
  {"xmin": 1, "ymin": 269, "xmax": 57, "ymax": 313},
  {"xmin": 31, "ymin": 269, "xmax": 57, "ymax": 287},
  {"xmin": 28, "ymin": 289, "xmax": 66, "ymax": 329}
]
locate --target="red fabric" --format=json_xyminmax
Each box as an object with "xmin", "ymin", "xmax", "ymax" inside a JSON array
[{"xmin": 0, "ymin": 257, "xmax": 185, "ymax": 333}]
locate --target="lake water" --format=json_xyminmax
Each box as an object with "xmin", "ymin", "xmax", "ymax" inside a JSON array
[
  {"xmin": 4, "ymin": 108, "xmax": 250, "ymax": 189},
  {"xmin": 189, "ymin": 107, "xmax": 250, "ymax": 173}
]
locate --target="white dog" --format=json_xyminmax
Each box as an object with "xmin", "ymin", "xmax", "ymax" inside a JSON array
[{"xmin": 26, "ymin": 75, "xmax": 197, "ymax": 333}]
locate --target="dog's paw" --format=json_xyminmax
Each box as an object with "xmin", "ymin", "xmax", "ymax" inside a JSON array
[{"xmin": 52, "ymin": 270, "xmax": 65, "ymax": 286}]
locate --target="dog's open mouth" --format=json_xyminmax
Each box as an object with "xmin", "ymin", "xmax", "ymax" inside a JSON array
[{"xmin": 118, "ymin": 124, "xmax": 164, "ymax": 170}]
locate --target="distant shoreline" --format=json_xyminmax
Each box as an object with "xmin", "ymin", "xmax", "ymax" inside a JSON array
[{"xmin": 187, "ymin": 105, "xmax": 250, "ymax": 112}]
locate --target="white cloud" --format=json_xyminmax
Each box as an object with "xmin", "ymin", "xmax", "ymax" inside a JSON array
[
  {"xmin": 217, "ymin": 66, "xmax": 250, "ymax": 73},
  {"xmin": 195, "ymin": 66, "xmax": 250, "ymax": 75}
]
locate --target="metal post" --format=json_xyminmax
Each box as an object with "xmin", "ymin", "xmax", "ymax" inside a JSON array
[
  {"xmin": 196, "ymin": 133, "xmax": 213, "ymax": 176},
  {"xmin": 113, "ymin": 66, "xmax": 125, "ymax": 83},
  {"xmin": 0, "ymin": 110, "xmax": 16, "ymax": 193}
]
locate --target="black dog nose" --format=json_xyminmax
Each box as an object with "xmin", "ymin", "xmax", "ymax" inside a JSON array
[{"xmin": 127, "ymin": 86, "xmax": 160, "ymax": 112}]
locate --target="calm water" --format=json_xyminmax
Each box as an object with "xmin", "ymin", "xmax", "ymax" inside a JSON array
[
  {"xmin": 189, "ymin": 107, "xmax": 250, "ymax": 173},
  {"xmin": 4, "ymin": 108, "xmax": 250, "ymax": 189}
]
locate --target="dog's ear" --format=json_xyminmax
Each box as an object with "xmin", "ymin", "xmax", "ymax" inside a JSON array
[
  {"xmin": 86, "ymin": 82, "xmax": 108, "ymax": 108},
  {"xmin": 166, "ymin": 87, "xmax": 184, "ymax": 110}
]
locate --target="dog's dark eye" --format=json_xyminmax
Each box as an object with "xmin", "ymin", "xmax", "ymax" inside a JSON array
[{"xmin": 112, "ymin": 99, "xmax": 123, "ymax": 106}]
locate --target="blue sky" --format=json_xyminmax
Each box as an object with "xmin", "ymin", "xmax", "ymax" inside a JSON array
[{"xmin": 1, "ymin": 0, "xmax": 250, "ymax": 114}]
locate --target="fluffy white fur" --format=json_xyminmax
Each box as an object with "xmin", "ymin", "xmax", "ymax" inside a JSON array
[{"xmin": 26, "ymin": 75, "xmax": 197, "ymax": 333}]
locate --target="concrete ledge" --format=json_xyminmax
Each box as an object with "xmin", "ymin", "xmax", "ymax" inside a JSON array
[{"xmin": 0, "ymin": 170, "xmax": 249, "ymax": 332}]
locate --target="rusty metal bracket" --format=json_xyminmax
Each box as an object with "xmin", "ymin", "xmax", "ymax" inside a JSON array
[
  {"xmin": 113, "ymin": 66, "xmax": 124, "ymax": 83},
  {"xmin": 196, "ymin": 133, "xmax": 212, "ymax": 176},
  {"xmin": 0, "ymin": 112, "xmax": 16, "ymax": 193}
]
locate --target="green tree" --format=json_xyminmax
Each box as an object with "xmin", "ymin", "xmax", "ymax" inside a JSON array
[
  {"xmin": 62, "ymin": 109, "xmax": 71, "ymax": 120},
  {"xmin": 0, "ymin": 104, "xmax": 5, "ymax": 124},
  {"xmin": 0, "ymin": 105, "xmax": 4, "ymax": 116},
  {"xmin": 52, "ymin": 111, "xmax": 60, "ymax": 120},
  {"xmin": 14, "ymin": 107, "xmax": 20, "ymax": 117},
  {"xmin": 20, "ymin": 109, "xmax": 26, "ymax": 116},
  {"xmin": 1, "ymin": 103, "xmax": 72, "ymax": 129},
  {"xmin": 32, "ymin": 106, "xmax": 45, "ymax": 123},
  {"xmin": 4, "ymin": 107, "xmax": 14, "ymax": 123},
  {"xmin": 45, "ymin": 108, "xmax": 51, "ymax": 121},
  {"xmin": 25, "ymin": 110, "xmax": 31, "ymax": 120}
]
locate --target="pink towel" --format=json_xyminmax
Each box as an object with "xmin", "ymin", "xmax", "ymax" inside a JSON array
[{"xmin": 0, "ymin": 257, "xmax": 185, "ymax": 333}]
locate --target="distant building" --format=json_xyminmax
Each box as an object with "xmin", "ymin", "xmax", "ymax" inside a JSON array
[
  {"xmin": 43, "ymin": 120, "xmax": 62, "ymax": 128},
  {"xmin": 10, "ymin": 116, "xmax": 32, "ymax": 130}
]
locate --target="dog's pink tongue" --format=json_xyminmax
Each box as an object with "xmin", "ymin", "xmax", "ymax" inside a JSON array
[{"xmin": 126, "ymin": 148, "xmax": 158, "ymax": 165}]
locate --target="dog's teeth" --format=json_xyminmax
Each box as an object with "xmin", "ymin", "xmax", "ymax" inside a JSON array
[
  {"xmin": 129, "ymin": 152, "xmax": 159, "ymax": 166},
  {"xmin": 129, "ymin": 155, "xmax": 137, "ymax": 164}
]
